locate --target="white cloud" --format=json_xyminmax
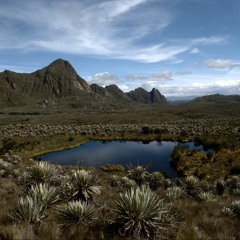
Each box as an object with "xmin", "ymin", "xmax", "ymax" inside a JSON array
[
  {"xmin": 205, "ymin": 59, "xmax": 240, "ymax": 69},
  {"xmin": 86, "ymin": 72, "xmax": 119, "ymax": 86},
  {"xmin": 0, "ymin": 0, "xmax": 228, "ymax": 63}
]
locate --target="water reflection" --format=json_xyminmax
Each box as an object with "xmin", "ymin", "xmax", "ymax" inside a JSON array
[{"xmin": 37, "ymin": 141, "xmax": 205, "ymax": 177}]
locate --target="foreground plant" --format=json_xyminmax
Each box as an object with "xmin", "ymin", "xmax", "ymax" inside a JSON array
[
  {"xmin": 28, "ymin": 183, "xmax": 60, "ymax": 207},
  {"xmin": 71, "ymin": 169, "xmax": 101, "ymax": 201},
  {"xmin": 19, "ymin": 161, "xmax": 58, "ymax": 187},
  {"xmin": 114, "ymin": 185, "xmax": 172, "ymax": 239},
  {"xmin": 221, "ymin": 200, "xmax": 240, "ymax": 218},
  {"xmin": 9, "ymin": 196, "xmax": 45, "ymax": 224},
  {"xmin": 57, "ymin": 200, "xmax": 95, "ymax": 229}
]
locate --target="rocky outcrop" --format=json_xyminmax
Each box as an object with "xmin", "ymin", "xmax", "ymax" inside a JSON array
[{"xmin": 127, "ymin": 87, "xmax": 166, "ymax": 104}]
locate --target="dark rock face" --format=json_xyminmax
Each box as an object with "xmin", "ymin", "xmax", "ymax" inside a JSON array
[
  {"xmin": 150, "ymin": 88, "xmax": 167, "ymax": 104},
  {"xmin": 127, "ymin": 87, "xmax": 167, "ymax": 104}
]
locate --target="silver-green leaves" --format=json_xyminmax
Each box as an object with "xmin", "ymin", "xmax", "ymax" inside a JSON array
[{"xmin": 114, "ymin": 185, "xmax": 171, "ymax": 239}]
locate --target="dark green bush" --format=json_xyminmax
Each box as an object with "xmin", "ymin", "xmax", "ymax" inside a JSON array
[
  {"xmin": 2, "ymin": 139, "xmax": 17, "ymax": 152},
  {"xmin": 142, "ymin": 126, "xmax": 153, "ymax": 134}
]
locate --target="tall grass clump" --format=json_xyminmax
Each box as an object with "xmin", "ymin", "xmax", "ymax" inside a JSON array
[
  {"xmin": 114, "ymin": 185, "xmax": 172, "ymax": 239},
  {"xmin": 71, "ymin": 169, "xmax": 101, "ymax": 201},
  {"xmin": 57, "ymin": 200, "xmax": 95, "ymax": 229}
]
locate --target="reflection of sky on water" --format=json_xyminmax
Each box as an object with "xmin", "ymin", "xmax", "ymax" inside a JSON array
[{"xmin": 38, "ymin": 141, "xmax": 203, "ymax": 177}]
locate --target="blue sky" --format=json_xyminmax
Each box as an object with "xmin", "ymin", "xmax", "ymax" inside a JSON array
[{"xmin": 0, "ymin": 0, "xmax": 240, "ymax": 97}]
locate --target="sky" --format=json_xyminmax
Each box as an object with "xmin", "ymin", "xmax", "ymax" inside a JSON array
[{"xmin": 0, "ymin": 0, "xmax": 240, "ymax": 98}]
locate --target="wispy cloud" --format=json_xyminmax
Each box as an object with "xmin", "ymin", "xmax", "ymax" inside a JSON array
[
  {"xmin": 205, "ymin": 59, "xmax": 240, "ymax": 69},
  {"xmin": 0, "ymin": 0, "xmax": 228, "ymax": 63}
]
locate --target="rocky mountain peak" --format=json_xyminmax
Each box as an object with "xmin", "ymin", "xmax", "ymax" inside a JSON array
[{"xmin": 127, "ymin": 87, "xmax": 166, "ymax": 104}]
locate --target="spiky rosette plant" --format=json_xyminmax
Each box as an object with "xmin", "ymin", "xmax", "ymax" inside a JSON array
[
  {"xmin": 166, "ymin": 186, "xmax": 184, "ymax": 200},
  {"xmin": 198, "ymin": 191, "xmax": 215, "ymax": 202},
  {"xmin": 183, "ymin": 176, "xmax": 199, "ymax": 189},
  {"xmin": 182, "ymin": 175, "xmax": 202, "ymax": 198},
  {"xmin": 28, "ymin": 183, "xmax": 60, "ymax": 208},
  {"xmin": 127, "ymin": 165, "xmax": 149, "ymax": 186},
  {"xmin": 57, "ymin": 200, "xmax": 95, "ymax": 229},
  {"xmin": 9, "ymin": 196, "xmax": 45, "ymax": 224},
  {"xmin": 19, "ymin": 161, "xmax": 58, "ymax": 187},
  {"xmin": 71, "ymin": 169, "xmax": 101, "ymax": 201},
  {"xmin": 114, "ymin": 185, "xmax": 172, "ymax": 239},
  {"xmin": 229, "ymin": 200, "xmax": 240, "ymax": 217},
  {"xmin": 120, "ymin": 176, "xmax": 136, "ymax": 189}
]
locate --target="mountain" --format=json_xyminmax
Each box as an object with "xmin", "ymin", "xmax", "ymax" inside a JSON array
[
  {"xmin": 91, "ymin": 84, "xmax": 131, "ymax": 102},
  {"xmin": 0, "ymin": 59, "xmax": 92, "ymax": 105},
  {"xmin": 0, "ymin": 59, "xmax": 167, "ymax": 107},
  {"xmin": 126, "ymin": 87, "xmax": 167, "ymax": 104}
]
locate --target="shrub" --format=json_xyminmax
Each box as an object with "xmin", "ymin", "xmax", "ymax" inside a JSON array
[
  {"xmin": 68, "ymin": 137, "xmax": 74, "ymax": 142},
  {"xmin": 142, "ymin": 126, "xmax": 153, "ymax": 134},
  {"xmin": 114, "ymin": 185, "xmax": 172, "ymax": 239},
  {"xmin": 149, "ymin": 172, "xmax": 165, "ymax": 190},
  {"xmin": 57, "ymin": 200, "xmax": 95, "ymax": 229},
  {"xmin": 71, "ymin": 170, "xmax": 101, "ymax": 201},
  {"xmin": 128, "ymin": 165, "xmax": 149, "ymax": 186},
  {"xmin": 2, "ymin": 139, "xmax": 17, "ymax": 152}
]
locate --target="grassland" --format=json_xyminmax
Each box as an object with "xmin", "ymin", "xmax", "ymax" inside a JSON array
[{"xmin": 0, "ymin": 100, "xmax": 240, "ymax": 239}]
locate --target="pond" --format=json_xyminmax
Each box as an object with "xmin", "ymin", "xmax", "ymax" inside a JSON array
[{"xmin": 37, "ymin": 140, "xmax": 206, "ymax": 177}]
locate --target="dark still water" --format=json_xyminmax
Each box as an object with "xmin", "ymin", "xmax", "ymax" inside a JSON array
[{"xmin": 37, "ymin": 141, "xmax": 203, "ymax": 177}]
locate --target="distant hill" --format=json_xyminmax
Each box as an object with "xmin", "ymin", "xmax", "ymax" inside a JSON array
[
  {"xmin": 0, "ymin": 59, "xmax": 167, "ymax": 107},
  {"xmin": 192, "ymin": 94, "xmax": 240, "ymax": 103}
]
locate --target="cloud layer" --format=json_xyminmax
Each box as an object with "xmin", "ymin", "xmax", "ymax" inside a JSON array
[{"xmin": 0, "ymin": 0, "xmax": 227, "ymax": 63}]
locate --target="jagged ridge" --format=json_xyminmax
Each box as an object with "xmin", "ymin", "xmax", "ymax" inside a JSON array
[{"xmin": 0, "ymin": 59, "xmax": 167, "ymax": 106}]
